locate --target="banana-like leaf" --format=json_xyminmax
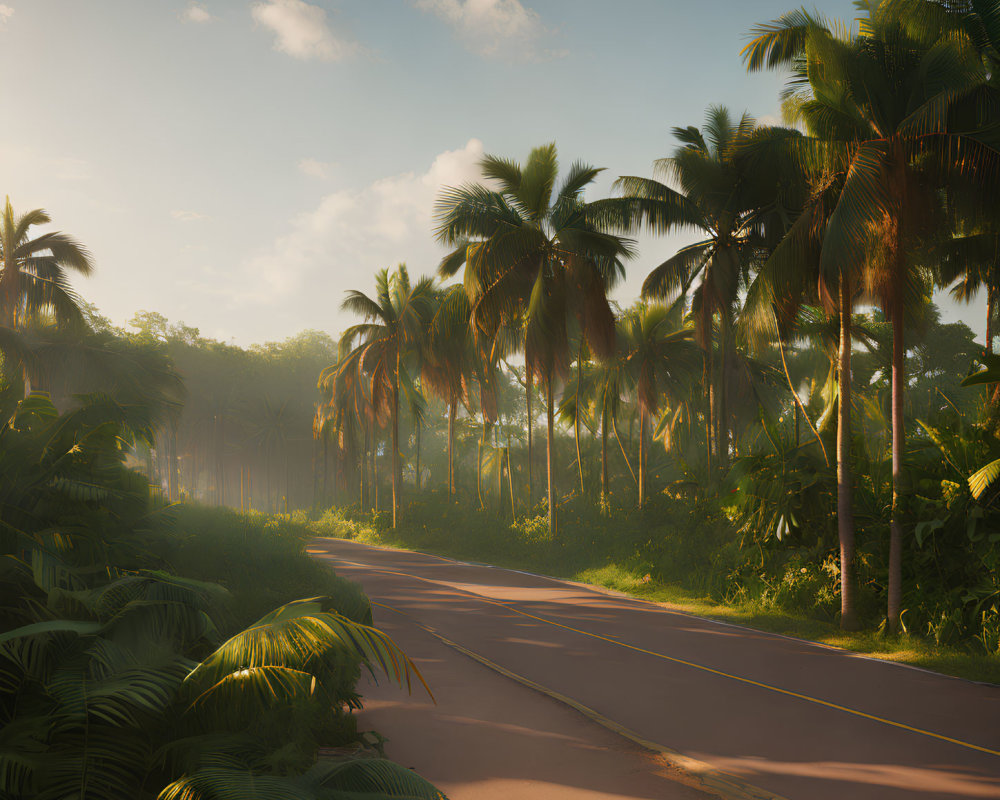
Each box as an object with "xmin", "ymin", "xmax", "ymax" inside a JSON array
[
  {"xmin": 188, "ymin": 665, "xmax": 317, "ymax": 713},
  {"xmin": 187, "ymin": 598, "xmax": 432, "ymax": 700}
]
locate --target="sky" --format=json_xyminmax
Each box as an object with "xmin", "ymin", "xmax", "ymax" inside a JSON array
[{"xmin": 0, "ymin": 0, "xmax": 986, "ymax": 345}]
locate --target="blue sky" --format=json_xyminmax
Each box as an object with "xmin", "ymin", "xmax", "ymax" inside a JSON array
[{"xmin": 0, "ymin": 0, "xmax": 983, "ymax": 344}]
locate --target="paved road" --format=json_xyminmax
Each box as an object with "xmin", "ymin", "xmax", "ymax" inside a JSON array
[{"xmin": 309, "ymin": 538, "xmax": 1000, "ymax": 800}]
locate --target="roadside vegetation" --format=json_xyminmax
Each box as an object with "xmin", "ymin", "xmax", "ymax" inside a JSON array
[{"xmin": 0, "ymin": 208, "xmax": 444, "ymax": 795}]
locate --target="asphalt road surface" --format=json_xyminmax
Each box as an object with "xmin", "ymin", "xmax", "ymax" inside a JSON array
[{"xmin": 308, "ymin": 537, "xmax": 1000, "ymax": 800}]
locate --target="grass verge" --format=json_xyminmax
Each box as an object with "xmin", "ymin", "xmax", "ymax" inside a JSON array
[{"xmin": 308, "ymin": 501, "xmax": 1000, "ymax": 685}]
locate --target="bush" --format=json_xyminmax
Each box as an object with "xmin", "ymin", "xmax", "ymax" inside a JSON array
[{"xmin": 155, "ymin": 504, "xmax": 372, "ymax": 630}]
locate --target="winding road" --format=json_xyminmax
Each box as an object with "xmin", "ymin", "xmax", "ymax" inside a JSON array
[{"xmin": 308, "ymin": 537, "xmax": 1000, "ymax": 800}]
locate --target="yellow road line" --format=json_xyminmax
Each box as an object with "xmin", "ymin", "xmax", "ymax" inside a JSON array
[
  {"xmin": 329, "ymin": 554, "xmax": 1000, "ymax": 759},
  {"xmin": 374, "ymin": 600, "xmax": 787, "ymax": 800}
]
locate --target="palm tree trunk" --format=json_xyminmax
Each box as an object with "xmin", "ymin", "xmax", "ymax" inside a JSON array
[
  {"xmin": 373, "ymin": 443, "xmax": 379, "ymax": 513},
  {"xmin": 704, "ymin": 347, "xmax": 713, "ymax": 470},
  {"xmin": 322, "ymin": 435, "xmax": 329, "ymax": 505},
  {"xmin": 415, "ymin": 421, "xmax": 422, "ymax": 493},
  {"xmin": 718, "ymin": 325, "xmax": 729, "ymax": 469},
  {"xmin": 391, "ymin": 355, "xmax": 401, "ymax": 527},
  {"xmin": 477, "ymin": 419, "xmax": 484, "ymax": 509},
  {"xmin": 575, "ymin": 341, "xmax": 584, "ymax": 494},
  {"xmin": 888, "ymin": 287, "xmax": 905, "ymax": 633},
  {"xmin": 601, "ymin": 405, "xmax": 609, "ymax": 502},
  {"xmin": 527, "ymin": 369, "xmax": 534, "ymax": 503},
  {"xmin": 507, "ymin": 435, "xmax": 515, "ymax": 518},
  {"xmin": 779, "ymin": 336, "xmax": 828, "ymax": 465},
  {"xmin": 361, "ymin": 422, "xmax": 369, "ymax": 507},
  {"xmin": 637, "ymin": 407, "xmax": 645, "ymax": 509},
  {"xmin": 498, "ymin": 435, "xmax": 504, "ymax": 508},
  {"xmin": 612, "ymin": 410, "xmax": 636, "ymax": 488},
  {"xmin": 447, "ymin": 401, "xmax": 456, "ymax": 495},
  {"xmin": 988, "ymin": 281, "xmax": 995, "ymax": 355},
  {"xmin": 169, "ymin": 425, "xmax": 179, "ymax": 501},
  {"xmin": 837, "ymin": 277, "xmax": 859, "ymax": 631},
  {"xmin": 546, "ymin": 373, "xmax": 557, "ymax": 536}
]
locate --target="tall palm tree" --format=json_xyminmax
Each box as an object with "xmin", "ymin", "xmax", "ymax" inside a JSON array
[
  {"xmin": 421, "ymin": 285, "xmax": 474, "ymax": 497},
  {"xmin": 618, "ymin": 303, "xmax": 699, "ymax": 508},
  {"xmin": 434, "ymin": 143, "xmax": 634, "ymax": 534},
  {"xmin": 740, "ymin": 151, "xmax": 868, "ymax": 628},
  {"xmin": 578, "ymin": 340, "xmax": 632, "ymax": 502},
  {"xmin": 610, "ymin": 108, "xmax": 799, "ymax": 469},
  {"xmin": 339, "ymin": 265, "xmax": 435, "ymax": 528},
  {"xmin": 557, "ymin": 334, "xmax": 596, "ymax": 497},
  {"xmin": 744, "ymin": 0, "xmax": 998, "ymax": 630}
]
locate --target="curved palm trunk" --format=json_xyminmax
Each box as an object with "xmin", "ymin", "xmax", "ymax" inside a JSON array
[
  {"xmin": 888, "ymin": 289, "xmax": 905, "ymax": 633},
  {"xmin": 546, "ymin": 373, "xmax": 557, "ymax": 536},
  {"xmin": 837, "ymin": 277, "xmax": 859, "ymax": 631},
  {"xmin": 447, "ymin": 401, "xmax": 456, "ymax": 495},
  {"xmin": 778, "ymin": 336, "xmax": 828, "ymax": 465},
  {"xmin": 612, "ymin": 410, "xmax": 637, "ymax": 488},
  {"xmin": 507, "ymin": 435, "xmax": 515, "ymax": 517}
]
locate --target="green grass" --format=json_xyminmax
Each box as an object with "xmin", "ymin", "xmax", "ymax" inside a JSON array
[{"xmin": 309, "ymin": 503, "xmax": 1000, "ymax": 685}]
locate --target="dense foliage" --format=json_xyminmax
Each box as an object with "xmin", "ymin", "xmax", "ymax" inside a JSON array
[
  {"xmin": 0, "ymin": 389, "xmax": 441, "ymax": 798},
  {"xmin": 312, "ymin": 0, "xmax": 1000, "ymax": 655}
]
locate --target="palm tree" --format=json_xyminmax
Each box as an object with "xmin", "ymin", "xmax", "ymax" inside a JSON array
[
  {"xmin": 0, "ymin": 198, "xmax": 94, "ymax": 392},
  {"xmin": 557, "ymin": 335, "xmax": 596, "ymax": 497},
  {"xmin": 434, "ymin": 143, "xmax": 634, "ymax": 534},
  {"xmin": 0, "ymin": 197, "xmax": 92, "ymax": 328},
  {"xmin": 610, "ymin": 108, "xmax": 798, "ymax": 469},
  {"xmin": 339, "ymin": 265, "xmax": 435, "ymax": 528},
  {"xmin": 744, "ymin": 0, "xmax": 998, "ymax": 631},
  {"xmin": 421, "ymin": 285, "xmax": 474, "ymax": 497},
  {"xmin": 618, "ymin": 303, "xmax": 699, "ymax": 508}
]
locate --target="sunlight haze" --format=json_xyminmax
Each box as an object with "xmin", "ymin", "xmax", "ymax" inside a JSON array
[{"xmin": 0, "ymin": 0, "xmax": 946, "ymax": 345}]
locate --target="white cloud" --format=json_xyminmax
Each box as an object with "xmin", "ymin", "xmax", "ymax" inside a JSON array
[
  {"xmin": 171, "ymin": 209, "xmax": 209, "ymax": 221},
  {"xmin": 181, "ymin": 2, "xmax": 212, "ymax": 24},
  {"xmin": 0, "ymin": 5, "xmax": 13, "ymax": 28},
  {"xmin": 251, "ymin": 0, "xmax": 361, "ymax": 62},
  {"xmin": 240, "ymin": 139, "xmax": 484, "ymax": 309},
  {"xmin": 414, "ymin": 0, "xmax": 561, "ymax": 59},
  {"xmin": 297, "ymin": 158, "xmax": 334, "ymax": 179}
]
